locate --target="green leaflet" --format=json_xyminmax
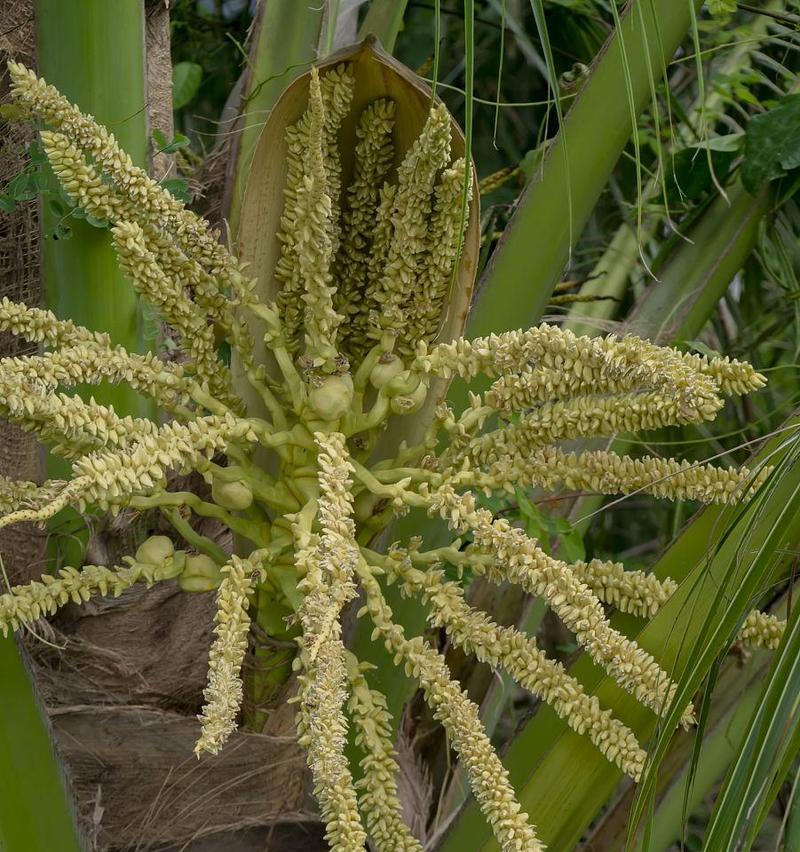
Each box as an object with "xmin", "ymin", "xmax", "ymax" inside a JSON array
[
  {"xmin": 742, "ymin": 94, "xmax": 800, "ymax": 194},
  {"xmin": 171, "ymin": 61, "xmax": 203, "ymax": 110},
  {"xmin": 702, "ymin": 596, "xmax": 800, "ymax": 848}
]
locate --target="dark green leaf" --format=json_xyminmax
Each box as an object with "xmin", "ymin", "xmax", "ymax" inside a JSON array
[
  {"xmin": 545, "ymin": 0, "xmax": 596, "ymax": 10},
  {"xmin": 26, "ymin": 140, "xmax": 47, "ymax": 165},
  {"xmin": 519, "ymin": 145, "xmax": 546, "ymax": 182},
  {"xmin": 161, "ymin": 178, "xmax": 192, "ymax": 203},
  {"xmin": 681, "ymin": 339, "xmax": 722, "ymax": 360},
  {"xmin": 31, "ymin": 171, "xmax": 50, "ymax": 191},
  {"xmin": 553, "ymin": 517, "xmax": 585, "ymax": 562},
  {"xmin": 666, "ymin": 145, "xmax": 737, "ymax": 206},
  {"xmin": 85, "ymin": 213, "xmax": 110, "ymax": 229},
  {"xmin": 685, "ymin": 832, "xmax": 703, "ymax": 852},
  {"xmin": 742, "ymin": 95, "xmax": 800, "ymax": 194},
  {"xmin": 514, "ymin": 487, "xmax": 549, "ymax": 547},
  {"xmin": 7, "ymin": 173, "xmax": 36, "ymax": 201},
  {"xmin": 47, "ymin": 198, "xmax": 67, "ymax": 217},
  {"xmin": 153, "ymin": 129, "xmax": 190, "ymax": 154},
  {"xmin": 53, "ymin": 222, "xmax": 73, "ymax": 240},
  {"xmin": 697, "ymin": 133, "xmax": 745, "ymax": 153},
  {"xmin": 172, "ymin": 61, "xmax": 203, "ymax": 110},
  {"xmin": 0, "ymin": 196, "xmax": 16, "ymax": 213}
]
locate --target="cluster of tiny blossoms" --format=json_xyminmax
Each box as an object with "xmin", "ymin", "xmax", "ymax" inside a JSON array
[{"xmin": 0, "ymin": 59, "xmax": 781, "ymax": 851}]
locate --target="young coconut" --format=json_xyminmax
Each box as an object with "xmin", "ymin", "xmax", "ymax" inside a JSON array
[
  {"xmin": 369, "ymin": 352, "xmax": 404, "ymax": 390},
  {"xmin": 211, "ymin": 476, "xmax": 254, "ymax": 511},
  {"xmin": 179, "ymin": 554, "xmax": 224, "ymax": 593},
  {"xmin": 134, "ymin": 536, "xmax": 185, "ymax": 579},
  {"xmin": 307, "ymin": 373, "xmax": 355, "ymax": 422},
  {"xmin": 134, "ymin": 535, "xmax": 173, "ymax": 564}
]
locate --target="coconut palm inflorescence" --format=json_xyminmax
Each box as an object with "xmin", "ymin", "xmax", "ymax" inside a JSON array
[{"xmin": 0, "ymin": 55, "xmax": 782, "ymax": 852}]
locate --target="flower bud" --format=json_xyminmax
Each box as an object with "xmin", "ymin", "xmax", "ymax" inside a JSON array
[
  {"xmin": 369, "ymin": 354, "xmax": 404, "ymax": 390},
  {"xmin": 178, "ymin": 554, "xmax": 223, "ymax": 593},
  {"xmin": 390, "ymin": 382, "xmax": 427, "ymax": 415},
  {"xmin": 135, "ymin": 535, "xmax": 174, "ymax": 566},
  {"xmin": 155, "ymin": 549, "xmax": 186, "ymax": 581},
  {"xmin": 211, "ymin": 477, "xmax": 254, "ymax": 511},
  {"xmin": 308, "ymin": 373, "xmax": 354, "ymax": 421}
]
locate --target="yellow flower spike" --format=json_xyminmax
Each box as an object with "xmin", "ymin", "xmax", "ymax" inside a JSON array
[
  {"xmin": 39, "ymin": 130, "xmax": 127, "ymax": 221},
  {"xmin": 0, "ymin": 478, "xmax": 90, "ymax": 532},
  {"xmin": 294, "ymin": 69, "xmax": 345, "ymax": 371},
  {"xmin": 364, "ymin": 103, "xmax": 451, "ymax": 356},
  {"xmin": 454, "ymin": 392, "xmax": 722, "ymax": 471},
  {"xmin": 292, "ymin": 432, "xmax": 365, "ymax": 849},
  {"xmin": 414, "ymin": 323, "xmax": 762, "ymax": 399},
  {"xmin": 195, "ymin": 554, "xmax": 264, "ymax": 755},
  {"xmin": 111, "ymin": 220, "xmax": 234, "ymax": 403},
  {"xmin": 738, "ymin": 610, "xmax": 785, "ymax": 650},
  {"xmin": 570, "ymin": 559, "xmax": 784, "ymax": 649},
  {"xmin": 40, "ymin": 130, "xmax": 255, "ymax": 370},
  {"xmin": 411, "ymin": 157, "xmax": 472, "ymax": 344},
  {"xmin": 0, "ymin": 383, "xmax": 158, "ymax": 458},
  {"xmin": 0, "ymin": 295, "xmax": 110, "ymax": 349},
  {"xmin": 317, "ymin": 64, "xmax": 357, "ymax": 257},
  {"xmin": 5, "ymin": 350, "xmax": 188, "ymax": 412},
  {"xmin": 70, "ymin": 415, "xmax": 257, "ymax": 512},
  {"xmin": 358, "ymin": 566, "xmax": 542, "ymax": 852},
  {"xmin": 384, "ymin": 555, "xmax": 647, "ymax": 780},
  {"xmin": 684, "ymin": 352, "xmax": 767, "ymax": 395},
  {"xmin": 477, "ymin": 446, "xmax": 770, "ymax": 506},
  {"xmin": 570, "ymin": 559, "xmax": 678, "ymax": 618},
  {"xmin": 0, "ymin": 476, "xmax": 49, "ymax": 514},
  {"xmin": 427, "ymin": 484, "xmax": 694, "ymax": 726},
  {"xmin": 344, "ymin": 653, "xmax": 423, "ymax": 852},
  {"xmin": 8, "ymin": 62, "xmax": 251, "ymax": 308},
  {"xmin": 334, "ymin": 98, "xmax": 396, "ymax": 328},
  {"xmin": 0, "ymin": 559, "xmax": 173, "ymax": 637},
  {"xmin": 295, "ymin": 432, "xmax": 359, "ymax": 661},
  {"xmin": 297, "ymin": 639, "xmax": 367, "ymax": 852},
  {"xmin": 276, "ymin": 66, "xmax": 354, "ymax": 358}
]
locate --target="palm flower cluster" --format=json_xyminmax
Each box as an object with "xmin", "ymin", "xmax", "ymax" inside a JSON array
[{"xmin": 0, "ymin": 58, "xmax": 779, "ymax": 851}]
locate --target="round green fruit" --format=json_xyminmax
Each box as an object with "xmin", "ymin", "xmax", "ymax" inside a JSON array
[
  {"xmin": 308, "ymin": 374, "xmax": 354, "ymax": 421},
  {"xmin": 211, "ymin": 477, "xmax": 254, "ymax": 511},
  {"xmin": 390, "ymin": 381, "xmax": 427, "ymax": 414},
  {"xmin": 178, "ymin": 554, "xmax": 223, "ymax": 593},
  {"xmin": 135, "ymin": 535, "xmax": 174, "ymax": 566},
  {"xmin": 369, "ymin": 354, "xmax": 404, "ymax": 390}
]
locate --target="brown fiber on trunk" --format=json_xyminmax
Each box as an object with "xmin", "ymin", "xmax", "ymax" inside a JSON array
[{"xmin": 0, "ymin": 0, "xmax": 46, "ymax": 585}]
